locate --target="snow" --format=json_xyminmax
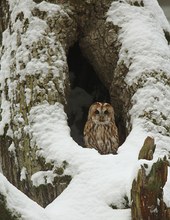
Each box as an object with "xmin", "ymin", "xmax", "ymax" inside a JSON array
[
  {"xmin": 20, "ymin": 167, "xmax": 27, "ymax": 181},
  {"xmin": 31, "ymin": 170, "xmax": 57, "ymax": 186},
  {"xmin": 8, "ymin": 142, "xmax": 16, "ymax": 153},
  {"xmin": 36, "ymin": 1, "xmax": 61, "ymax": 15},
  {"xmin": 0, "ymin": 173, "xmax": 50, "ymax": 220},
  {"xmin": 28, "ymin": 103, "xmax": 147, "ymax": 220},
  {"xmin": 1, "ymin": 0, "xmax": 170, "ymax": 219},
  {"xmin": 0, "ymin": 0, "xmax": 66, "ymax": 134},
  {"xmin": 144, "ymin": 0, "xmax": 170, "ymax": 28},
  {"xmin": 0, "ymin": 97, "xmax": 11, "ymax": 135},
  {"xmin": 0, "ymin": 102, "xmax": 148, "ymax": 220},
  {"xmin": 107, "ymin": 0, "xmax": 170, "ymax": 86}
]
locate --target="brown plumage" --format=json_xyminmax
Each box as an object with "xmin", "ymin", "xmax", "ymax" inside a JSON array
[{"xmin": 83, "ymin": 102, "xmax": 119, "ymax": 154}]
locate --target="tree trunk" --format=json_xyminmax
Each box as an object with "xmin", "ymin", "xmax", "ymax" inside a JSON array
[
  {"xmin": 0, "ymin": 0, "xmax": 76, "ymax": 207},
  {"xmin": 0, "ymin": 0, "xmax": 170, "ymax": 218}
]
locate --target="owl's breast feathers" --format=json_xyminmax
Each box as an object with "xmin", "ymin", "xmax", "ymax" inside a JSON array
[{"xmin": 84, "ymin": 119, "xmax": 119, "ymax": 154}]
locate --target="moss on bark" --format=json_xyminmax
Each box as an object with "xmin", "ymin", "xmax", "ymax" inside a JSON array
[{"xmin": 0, "ymin": 194, "xmax": 21, "ymax": 220}]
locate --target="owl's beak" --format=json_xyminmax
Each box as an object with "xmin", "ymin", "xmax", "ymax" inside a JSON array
[{"xmin": 99, "ymin": 116, "xmax": 105, "ymax": 122}]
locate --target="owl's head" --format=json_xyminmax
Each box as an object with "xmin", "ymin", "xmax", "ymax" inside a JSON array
[{"xmin": 87, "ymin": 102, "xmax": 115, "ymax": 124}]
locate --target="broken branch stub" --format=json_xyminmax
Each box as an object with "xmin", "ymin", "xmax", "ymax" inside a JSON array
[
  {"xmin": 131, "ymin": 136, "xmax": 169, "ymax": 220},
  {"xmin": 138, "ymin": 136, "xmax": 156, "ymax": 160}
]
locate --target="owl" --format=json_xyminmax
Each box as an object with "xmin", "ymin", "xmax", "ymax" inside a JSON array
[{"xmin": 83, "ymin": 102, "xmax": 119, "ymax": 154}]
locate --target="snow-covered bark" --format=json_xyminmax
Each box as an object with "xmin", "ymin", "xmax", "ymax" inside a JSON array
[
  {"xmin": 107, "ymin": 0, "xmax": 170, "ymax": 153},
  {"xmin": 0, "ymin": 0, "xmax": 76, "ymax": 207},
  {"xmin": 0, "ymin": 0, "xmax": 170, "ymax": 219},
  {"xmin": 0, "ymin": 173, "xmax": 50, "ymax": 220}
]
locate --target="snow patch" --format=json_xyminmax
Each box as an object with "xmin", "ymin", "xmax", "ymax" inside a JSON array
[
  {"xmin": 20, "ymin": 167, "xmax": 27, "ymax": 181},
  {"xmin": 31, "ymin": 171, "xmax": 56, "ymax": 187},
  {"xmin": 28, "ymin": 102, "xmax": 150, "ymax": 220},
  {"xmin": 0, "ymin": 173, "xmax": 50, "ymax": 220},
  {"xmin": 107, "ymin": 0, "xmax": 170, "ymax": 85},
  {"xmin": 36, "ymin": 1, "xmax": 61, "ymax": 15}
]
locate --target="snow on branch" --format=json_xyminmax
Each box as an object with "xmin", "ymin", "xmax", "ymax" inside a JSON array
[
  {"xmin": 107, "ymin": 0, "xmax": 170, "ymax": 157},
  {"xmin": 0, "ymin": 173, "xmax": 49, "ymax": 220}
]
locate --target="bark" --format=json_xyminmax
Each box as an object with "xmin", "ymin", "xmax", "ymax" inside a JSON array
[
  {"xmin": 0, "ymin": 0, "xmax": 77, "ymax": 207},
  {"xmin": 138, "ymin": 136, "xmax": 155, "ymax": 160},
  {"xmin": 0, "ymin": 0, "xmax": 117, "ymax": 208},
  {"xmin": 0, "ymin": 0, "xmax": 10, "ymax": 44},
  {"xmin": 131, "ymin": 137, "xmax": 169, "ymax": 220},
  {"xmin": 0, "ymin": 0, "xmax": 170, "ymax": 218},
  {"xmin": 131, "ymin": 158, "xmax": 168, "ymax": 220}
]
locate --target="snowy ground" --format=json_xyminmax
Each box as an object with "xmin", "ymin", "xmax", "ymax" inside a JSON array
[
  {"xmin": 1, "ymin": 0, "xmax": 170, "ymax": 220},
  {"xmin": 30, "ymin": 103, "xmax": 146, "ymax": 220},
  {"xmin": 1, "ymin": 102, "xmax": 147, "ymax": 220}
]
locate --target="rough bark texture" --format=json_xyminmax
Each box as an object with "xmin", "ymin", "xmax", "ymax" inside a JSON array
[
  {"xmin": 0, "ymin": 0, "xmax": 124, "ymax": 208},
  {"xmin": 131, "ymin": 159, "xmax": 168, "ymax": 220},
  {"xmin": 0, "ymin": 0, "xmax": 10, "ymax": 44},
  {"xmin": 73, "ymin": 0, "xmax": 128, "ymax": 142},
  {"xmin": 138, "ymin": 136, "xmax": 156, "ymax": 160},
  {"xmin": 0, "ymin": 0, "xmax": 77, "ymax": 207},
  {"xmin": 131, "ymin": 137, "xmax": 169, "ymax": 220}
]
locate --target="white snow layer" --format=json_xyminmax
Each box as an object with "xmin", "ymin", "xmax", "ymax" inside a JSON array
[
  {"xmin": 29, "ymin": 102, "xmax": 143, "ymax": 220},
  {"xmin": 0, "ymin": 0, "xmax": 170, "ymax": 219},
  {"xmin": 0, "ymin": 173, "xmax": 50, "ymax": 220}
]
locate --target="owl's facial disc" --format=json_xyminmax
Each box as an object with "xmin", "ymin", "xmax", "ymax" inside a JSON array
[
  {"xmin": 94, "ymin": 111, "xmax": 110, "ymax": 124},
  {"xmin": 88, "ymin": 102, "xmax": 115, "ymax": 124}
]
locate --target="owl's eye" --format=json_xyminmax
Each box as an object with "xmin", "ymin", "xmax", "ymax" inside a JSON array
[
  {"xmin": 104, "ymin": 110, "xmax": 109, "ymax": 115},
  {"xmin": 95, "ymin": 110, "xmax": 100, "ymax": 114}
]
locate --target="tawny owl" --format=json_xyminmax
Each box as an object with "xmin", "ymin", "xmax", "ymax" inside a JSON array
[{"xmin": 83, "ymin": 102, "xmax": 119, "ymax": 154}]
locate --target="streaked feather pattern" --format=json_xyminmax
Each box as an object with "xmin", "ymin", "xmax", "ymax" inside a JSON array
[{"xmin": 84, "ymin": 102, "xmax": 119, "ymax": 154}]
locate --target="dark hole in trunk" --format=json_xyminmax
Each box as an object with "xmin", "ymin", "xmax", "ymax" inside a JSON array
[{"xmin": 66, "ymin": 42, "xmax": 110, "ymax": 146}]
